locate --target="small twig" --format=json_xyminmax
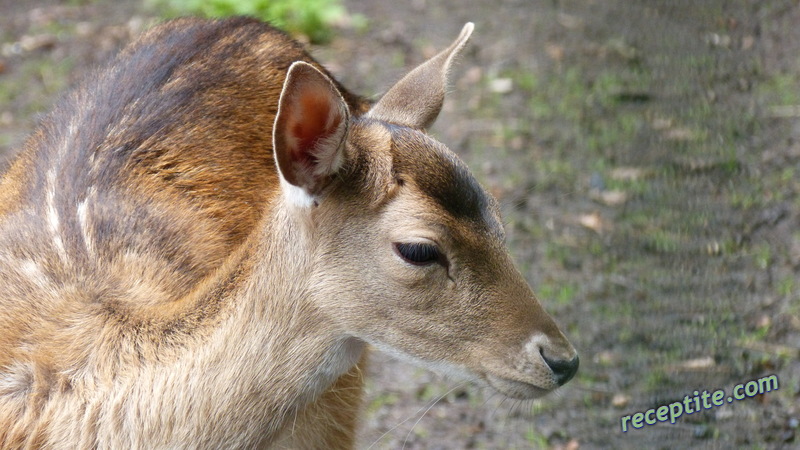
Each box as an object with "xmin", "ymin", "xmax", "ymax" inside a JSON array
[
  {"xmin": 736, "ymin": 340, "xmax": 800, "ymax": 358},
  {"xmin": 767, "ymin": 105, "xmax": 800, "ymax": 118}
]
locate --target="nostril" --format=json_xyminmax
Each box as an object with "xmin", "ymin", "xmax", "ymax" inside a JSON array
[{"xmin": 540, "ymin": 351, "xmax": 579, "ymax": 387}]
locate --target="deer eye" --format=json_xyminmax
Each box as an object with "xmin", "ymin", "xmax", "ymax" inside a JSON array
[{"xmin": 394, "ymin": 242, "xmax": 441, "ymax": 266}]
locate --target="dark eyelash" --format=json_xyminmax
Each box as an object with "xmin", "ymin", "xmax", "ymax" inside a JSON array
[{"xmin": 394, "ymin": 242, "xmax": 441, "ymax": 266}]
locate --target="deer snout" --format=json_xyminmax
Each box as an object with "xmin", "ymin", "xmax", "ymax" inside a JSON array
[
  {"xmin": 524, "ymin": 331, "xmax": 578, "ymax": 388},
  {"xmin": 540, "ymin": 349, "xmax": 579, "ymax": 387}
]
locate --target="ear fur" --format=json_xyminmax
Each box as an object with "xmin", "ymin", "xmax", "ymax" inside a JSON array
[
  {"xmin": 273, "ymin": 61, "xmax": 350, "ymax": 207},
  {"xmin": 367, "ymin": 22, "xmax": 474, "ymax": 129}
]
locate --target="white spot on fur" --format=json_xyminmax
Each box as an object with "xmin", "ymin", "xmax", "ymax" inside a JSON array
[
  {"xmin": 20, "ymin": 259, "xmax": 50, "ymax": 288},
  {"xmin": 44, "ymin": 169, "xmax": 68, "ymax": 261},
  {"xmin": 87, "ymin": 150, "xmax": 96, "ymax": 173},
  {"xmin": 46, "ymin": 169, "xmax": 59, "ymax": 232},
  {"xmin": 281, "ymin": 179, "xmax": 316, "ymax": 208},
  {"xmin": 304, "ymin": 337, "xmax": 365, "ymax": 402},
  {"xmin": 52, "ymin": 235, "xmax": 67, "ymax": 261},
  {"xmin": 66, "ymin": 121, "xmax": 78, "ymax": 149},
  {"xmin": 77, "ymin": 193, "xmax": 95, "ymax": 256},
  {"xmin": 0, "ymin": 361, "xmax": 34, "ymax": 396}
]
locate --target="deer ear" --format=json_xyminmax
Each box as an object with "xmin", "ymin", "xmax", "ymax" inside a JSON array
[
  {"xmin": 274, "ymin": 61, "xmax": 349, "ymax": 207},
  {"xmin": 367, "ymin": 22, "xmax": 473, "ymax": 129}
]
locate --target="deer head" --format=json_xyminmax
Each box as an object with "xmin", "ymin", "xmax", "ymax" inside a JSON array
[{"xmin": 272, "ymin": 22, "xmax": 578, "ymax": 399}]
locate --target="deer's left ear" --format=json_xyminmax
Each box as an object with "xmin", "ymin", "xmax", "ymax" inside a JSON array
[
  {"xmin": 273, "ymin": 61, "xmax": 350, "ymax": 207},
  {"xmin": 367, "ymin": 22, "xmax": 473, "ymax": 130}
]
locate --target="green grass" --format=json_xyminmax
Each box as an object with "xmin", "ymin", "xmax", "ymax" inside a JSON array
[
  {"xmin": 366, "ymin": 391, "xmax": 399, "ymax": 414},
  {"xmin": 758, "ymin": 72, "xmax": 800, "ymax": 107},
  {"xmin": 0, "ymin": 19, "xmax": 78, "ymax": 159},
  {"xmin": 524, "ymin": 428, "xmax": 549, "ymax": 448},
  {"xmin": 145, "ymin": 0, "xmax": 361, "ymax": 43},
  {"xmin": 777, "ymin": 276, "xmax": 795, "ymax": 298},
  {"xmin": 538, "ymin": 281, "xmax": 579, "ymax": 306}
]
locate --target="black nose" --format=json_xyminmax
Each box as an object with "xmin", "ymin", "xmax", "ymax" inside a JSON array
[{"xmin": 542, "ymin": 353, "xmax": 579, "ymax": 386}]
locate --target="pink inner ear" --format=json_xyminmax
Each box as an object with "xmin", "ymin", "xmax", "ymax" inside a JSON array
[
  {"xmin": 273, "ymin": 61, "xmax": 349, "ymax": 193},
  {"xmin": 288, "ymin": 86, "xmax": 342, "ymax": 168}
]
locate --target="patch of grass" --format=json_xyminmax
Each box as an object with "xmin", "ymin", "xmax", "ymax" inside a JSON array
[
  {"xmin": 511, "ymin": 156, "xmax": 580, "ymax": 194},
  {"xmin": 29, "ymin": 57, "xmax": 74, "ymax": 97},
  {"xmin": 0, "ymin": 22, "xmax": 76, "ymax": 105},
  {"xmin": 544, "ymin": 242, "xmax": 571, "ymax": 266},
  {"xmin": 590, "ymin": 160, "xmax": 650, "ymax": 196},
  {"xmin": 517, "ymin": 67, "xmax": 650, "ymax": 141},
  {"xmin": 582, "ymin": 111, "xmax": 644, "ymax": 155},
  {"xmin": 752, "ymin": 244, "xmax": 772, "ymax": 270},
  {"xmin": 145, "ymin": 0, "xmax": 359, "ymax": 43},
  {"xmin": 415, "ymin": 384, "xmax": 448, "ymax": 403},
  {"xmin": 366, "ymin": 391, "xmax": 399, "ymax": 414},
  {"xmin": 777, "ymin": 276, "xmax": 794, "ymax": 298},
  {"xmin": 727, "ymin": 179, "xmax": 762, "ymax": 210},
  {"xmin": 587, "ymin": 239, "xmax": 605, "ymax": 257},
  {"xmin": 524, "ymin": 428, "xmax": 549, "ymax": 448},
  {"xmin": 758, "ymin": 72, "xmax": 800, "ymax": 107},
  {"xmin": 538, "ymin": 281, "xmax": 579, "ymax": 306},
  {"xmin": 593, "ymin": 298, "xmax": 633, "ymax": 326},
  {"xmin": 644, "ymin": 369, "xmax": 670, "ymax": 391},
  {"xmin": 408, "ymin": 424, "xmax": 429, "ymax": 439},
  {"xmin": 529, "ymin": 399, "xmax": 556, "ymax": 416},
  {"xmin": 641, "ymin": 229, "xmax": 682, "ymax": 254},
  {"xmin": 780, "ymin": 166, "xmax": 796, "ymax": 183}
]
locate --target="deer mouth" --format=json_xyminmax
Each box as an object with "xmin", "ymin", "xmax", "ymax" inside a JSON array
[{"xmin": 483, "ymin": 373, "xmax": 554, "ymax": 400}]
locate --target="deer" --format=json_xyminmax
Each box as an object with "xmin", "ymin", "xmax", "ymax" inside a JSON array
[{"xmin": 0, "ymin": 16, "xmax": 578, "ymax": 448}]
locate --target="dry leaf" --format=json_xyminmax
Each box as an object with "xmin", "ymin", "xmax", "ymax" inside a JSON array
[
  {"xmin": 599, "ymin": 190, "xmax": 627, "ymax": 206},
  {"xmin": 579, "ymin": 212, "xmax": 604, "ymax": 232},
  {"xmin": 679, "ymin": 357, "xmax": 716, "ymax": 370},
  {"xmin": 610, "ymin": 167, "xmax": 646, "ymax": 181},
  {"xmin": 611, "ymin": 393, "xmax": 630, "ymax": 408}
]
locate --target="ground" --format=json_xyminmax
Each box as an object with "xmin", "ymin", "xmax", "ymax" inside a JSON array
[{"xmin": 0, "ymin": 0, "xmax": 798, "ymax": 448}]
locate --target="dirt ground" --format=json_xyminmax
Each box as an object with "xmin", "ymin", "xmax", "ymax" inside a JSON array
[{"xmin": 1, "ymin": 0, "xmax": 798, "ymax": 448}]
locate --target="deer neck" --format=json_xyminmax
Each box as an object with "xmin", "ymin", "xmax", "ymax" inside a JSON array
[
  {"xmin": 113, "ymin": 200, "xmax": 365, "ymax": 446},
  {"xmin": 231, "ymin": 200, "xmax": 365, "ymax": 399}
]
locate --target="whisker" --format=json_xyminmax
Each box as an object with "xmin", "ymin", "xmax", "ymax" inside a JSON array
[
  {"xmin": 367, "ymin": 380, "xmax": 468, "ymax": 449},
  {"xmin": 401, "ymin": 381, "xmax": 469, "ymax": 450}
]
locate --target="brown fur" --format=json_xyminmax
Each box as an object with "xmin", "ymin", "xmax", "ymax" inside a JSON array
[{"xmin": 0, "ymin": 18, "xmax": 576, "ymax": 448}]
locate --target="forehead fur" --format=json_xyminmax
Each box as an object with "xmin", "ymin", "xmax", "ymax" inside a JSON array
[{"xmin": 386, "ymin": 126, "xmax": 504, "ymax": 239}]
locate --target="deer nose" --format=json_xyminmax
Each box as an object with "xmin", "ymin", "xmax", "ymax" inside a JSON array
[{"xmin": 541, "ymin": 352, "xmax": 579, "ymax": 386}]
